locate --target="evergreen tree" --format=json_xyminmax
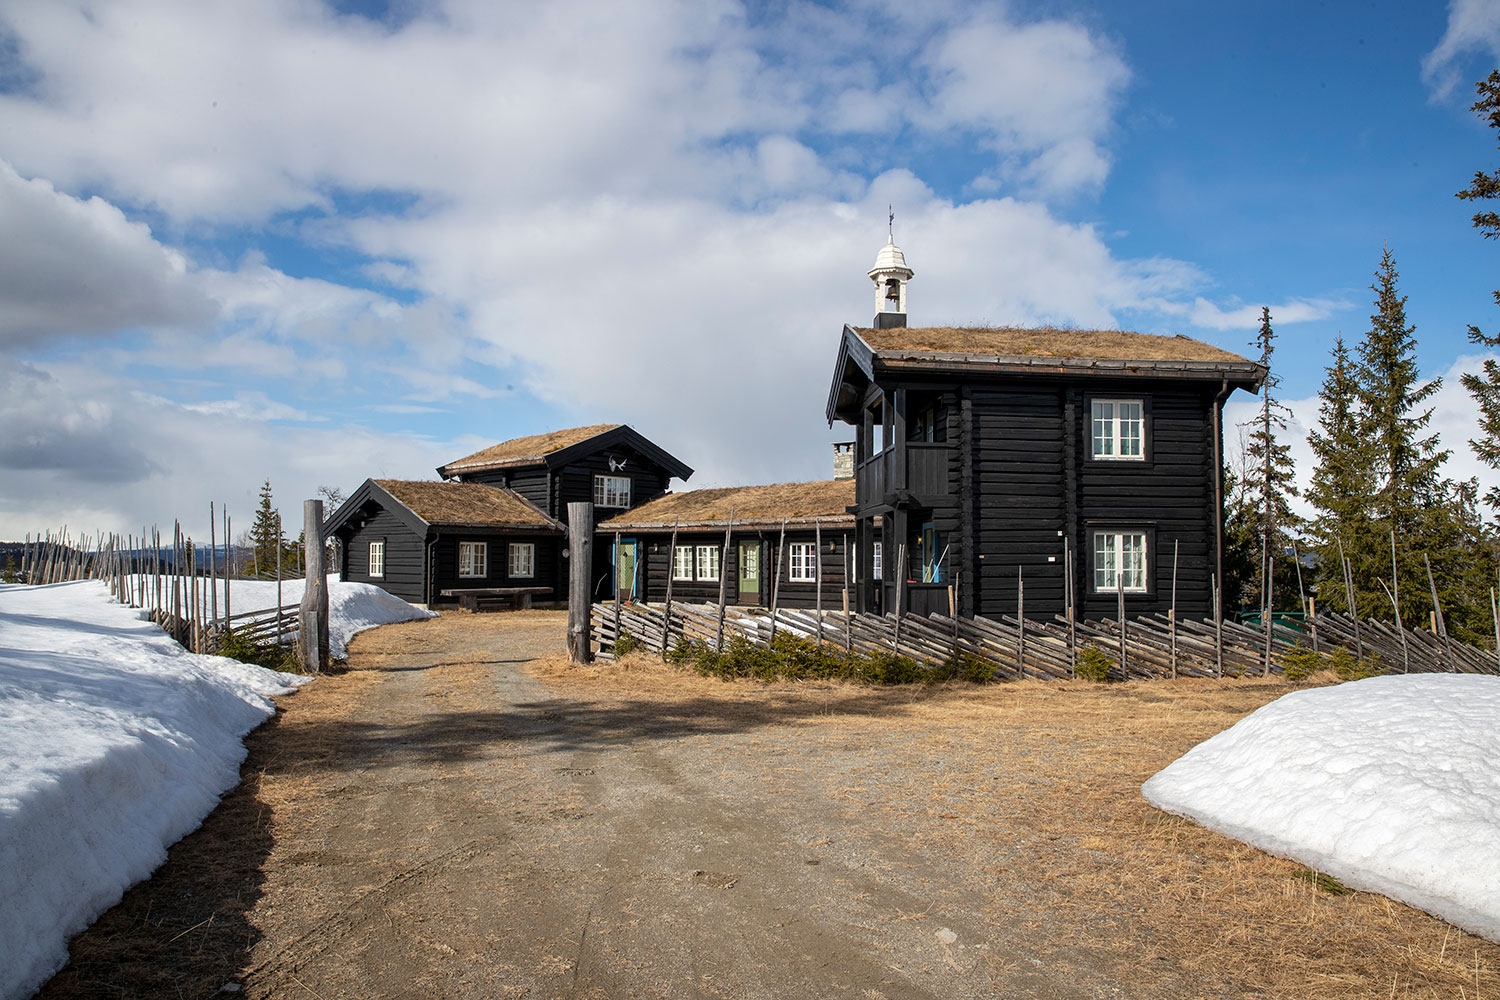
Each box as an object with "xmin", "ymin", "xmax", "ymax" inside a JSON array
[
  {"xmin": 248, "ymin": 480, "xmax": 300, "ymax": 579},
  {"xmin": 1356, "ymin": 247, "xmax": 1449, "ymax": 524},
  {"xmin": 1305, "ymin": 335, "xmax": 1378, "ymax": 616},
  {"xmin": 1221, "ymin": 440, "xmax": 1260, "ymax": 615},
  {"xmin": 1243, "ymin": 307, "xmax": 1303, "ymax": 617},
  {"xmin": 1457, "ymin": 70, "xmax": 1500, "ymax": 511}
]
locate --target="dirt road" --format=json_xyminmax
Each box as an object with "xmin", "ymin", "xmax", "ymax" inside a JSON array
[{"xmin": 38, "ymin": 612, "xmax": 1500, "ymax": 999}]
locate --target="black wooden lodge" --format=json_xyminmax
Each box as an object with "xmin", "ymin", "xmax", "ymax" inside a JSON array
[
  {"xmin": 327, "ymin": 424, "xmax": 693, "ymax": 608},
  {"xmin": 594, "ymin": 479, "xmax": 856, "ymax": 611},
  {"xmin": 828, "ymin": 234, "xmax": 1265, "ymax": 622},
  {"xmin": 332, "ymin": 233, "xmax": 1264, "ymax": 622}
]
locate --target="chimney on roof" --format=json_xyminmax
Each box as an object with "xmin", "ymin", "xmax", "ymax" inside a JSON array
[
  {"xmin": 869, "ymin": 208, "xmax": 912, "ymax": 329},
  {"xmin": 833, "ymin": 442, "xmax": 854, "ymax": 480}
]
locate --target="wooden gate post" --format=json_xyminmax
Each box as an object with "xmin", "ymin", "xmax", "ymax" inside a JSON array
[
  {"xmin": 567, "ymin": 502, "xmax": 595, "ymax": 663},
  {"xmin": 299, "ymin": 499, "xmax": 330, "ymax": 673}
]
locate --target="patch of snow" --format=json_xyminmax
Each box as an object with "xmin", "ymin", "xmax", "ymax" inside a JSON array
[
  {"xmin": 1143, "ymin": 674, "xmax": 1500, "ymax": 942},
  {"xmin": 0, "ymin": 580, "xmax": 308, "ymax": 1000},
  {"xmin": 202, "ymin": 575, "xmax": 437, "ymax": 658}
]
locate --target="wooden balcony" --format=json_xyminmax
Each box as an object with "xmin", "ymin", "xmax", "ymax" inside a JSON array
[{"xmin": 856, "ymin": 442, "xmax": 950, "ymax": 506}]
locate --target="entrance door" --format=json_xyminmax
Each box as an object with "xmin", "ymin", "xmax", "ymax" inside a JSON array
[
  {"xmin": 615, "ymin": 539, "xmax": 638, "ymax": 600},
  {"xmin": 737, "ymin": 541, "xmax": 761, "ymax": 605}
]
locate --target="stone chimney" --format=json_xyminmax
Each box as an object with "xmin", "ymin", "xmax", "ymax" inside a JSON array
[{"xmin": 833, "ymin": 442, "xmax": 854, "ymax": 480}]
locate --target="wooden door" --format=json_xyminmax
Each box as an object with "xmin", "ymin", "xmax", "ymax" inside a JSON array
[
  {"xmin": 615, "ymin": 539, "xmax": 638, "ymax": 599},
  {"xmin": 737, "ymin": 541, "xmax": 761, "ymax": 605}
]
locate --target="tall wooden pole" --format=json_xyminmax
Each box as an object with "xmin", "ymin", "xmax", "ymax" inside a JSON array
[
  {"xmin": 815, "ymin": 520, "xmax": 824, "ymax": 645},
  {"xmin": 1170, "ymin": 539, "xmax": 1179, "ymax": 680},
  {"xmin": 1016, "ymin": 565, "xmax": 1025, "ymax": 678},
  {"xmin": 299, "ymin": 500, "xmax": 330, "ymax": 673},
  {"xmin": 715, "ymin": 511, "xmax": 735, "ymax": 652},
  {"xmin": 769, "ymin": 518, "xmax": 786, "ymax": 642},
  {"xmin": 662, "ymin": 520, "xmax": 679, "ymax": 654},
  {"xmin": 1425, "ymin": 553, "xmax": 1457, "ymax": 673},
  {"xmin": 567, "ymin": 502, "xmax": 594, "ymax": 664}
]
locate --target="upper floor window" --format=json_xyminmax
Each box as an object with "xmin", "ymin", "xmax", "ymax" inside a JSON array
[
  {"xmin": 1094, "ymin": 531, "xmax": 1147, "ymax": 593},
  {"xmin": 594, "ymin": 474, "xmax": 631, "ymax": 508},
  {"xmin": 788, "ymin": 542, "xmax": 817, "ymax": 582},
  {"xmin": 459, "ymin": 541, "xmax": 488, "ymax": 578},
  {"xmin": 508, "ymin": 542, "xmax": 535, "ymax": 579},
  {"xmin": 368, "ymin": 541, "xmax": 385, "ymax": 578},
  {"xmin": 1091, "ymin": 399, "xmax": 1144, "ymax": 460}
]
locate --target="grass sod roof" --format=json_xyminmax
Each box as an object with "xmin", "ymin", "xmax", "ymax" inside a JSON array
[
  {"xmin": 440, "ymin": 424, "xmax": 624, "ymax": 474},
  {"xmin": 598, "ymin": 479, "xmax": 856, "ymax": 531},
  {"xmin": 375, "ymin": 480, "xmax": 562, "ymax": 530},
  {"xmin": 855, "ymin": 326, "xmax": 1250, "ymax": 364}
]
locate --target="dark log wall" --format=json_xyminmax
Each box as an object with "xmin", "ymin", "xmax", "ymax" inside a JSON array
[
  {"xmin": 459, "ymin": 446, "xmax": 675, "ymax": 523},
  {"xmin": 969, "ymin": 387, "xmax": 1067, "ymax": 618},
  {"xmin": 430, "ymin": 533, "xmax": 562, "ymax": 600},
  {"xmin": 341, "ymin": 508, "xmax": 427, "ymax": 604},
  {"xmin": 623, "ymin": 529, "xmax": 852, "ymax": 610}
]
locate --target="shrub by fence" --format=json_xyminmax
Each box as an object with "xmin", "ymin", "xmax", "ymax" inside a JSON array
[{"xmin": 590, "ymin": 600, "xmax": 1500, "ymax": 681}]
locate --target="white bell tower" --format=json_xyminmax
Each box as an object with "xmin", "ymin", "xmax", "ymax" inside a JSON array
[{"xmin": 868, "ymin": 207, "xmax": 913, "ymax": 329}]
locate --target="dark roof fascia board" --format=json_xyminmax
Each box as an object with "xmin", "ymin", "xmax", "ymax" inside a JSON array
[
  {"xmin": 597, "ymin": 515, "xmax": 856, "ymax": 533},
  {"xmin": 871, "ymin": 352, "xmax": 1265, "ymax": 388},
  {"xmin": 325, "ymin": 478, "xmax": 432, "ymax": 539},
  {"xmin": 543, "ymin": 424, "xmax": 695, "ymax": 481},
  {"xmin": 425, "ymin": 521, "xmax": 566, "ymax": 533},
  {"xmin": 825, "ymin": 325, "xmax": 876, "ymax": 425}
]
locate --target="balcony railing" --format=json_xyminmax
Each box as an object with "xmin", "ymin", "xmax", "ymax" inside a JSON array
[{"xmin": 856, "ymin": 442, "xmax": 950, "ymax": 503}]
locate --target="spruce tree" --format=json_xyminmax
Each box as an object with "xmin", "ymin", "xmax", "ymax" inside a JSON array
[
  {"xmin": 1242, "ymin": 307, "xmax": 1303, "ymax": 618},
  {"xmin": 1457, "ymin": 70, "xmax": 1500, "ymax": 511},
  {"xmin": 250, "ymin": 480, "xmax": 283, "ymax": 580},
  {"xmin": 1305, "ymin": 335, "xmax": 1379, "ymax": 616}
]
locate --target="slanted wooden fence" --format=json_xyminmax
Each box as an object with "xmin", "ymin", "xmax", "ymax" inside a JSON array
[
  {"xmin": 16, "ymin": 519, "xmax": 300, "ymax": 656},
  {"xmin": 590, "ymin": 601, "xmax": 1500, "ymax": 680}
]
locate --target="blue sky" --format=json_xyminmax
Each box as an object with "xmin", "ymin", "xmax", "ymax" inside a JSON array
[{"xmin": 2, "ymin": 0, "xmax": 1499, "ymax": 538}]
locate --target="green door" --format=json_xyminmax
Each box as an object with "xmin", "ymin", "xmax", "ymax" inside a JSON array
[
  {"xmin": 616, "ymin": 539, "xmax": 638, "ymax": 599},
  {"xmin": 738, "ymin": 541, "xmax": 761, "ymax": 604}
]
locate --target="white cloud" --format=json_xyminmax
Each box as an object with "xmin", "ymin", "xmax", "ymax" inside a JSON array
[
  {"xmin": 0, "ymin": 159, "xmax": 214, "ymax": 345},
  {"xmin": 1169, "ymin": 297, "xmax": 1347, "ymax": 332},
  {"xmin": 0, "ymin": 358, "xmax": 456, "ymax": 540},
  {"xmin": 1422, "ymin": 0, "xmax": 1500, "ymax": 100}
]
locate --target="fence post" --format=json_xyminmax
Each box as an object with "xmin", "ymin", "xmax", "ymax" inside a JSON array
[
  {"xmin": 567, "ymin": 502, "xmax": 594, "ymax": 664},
  {"xmin": 299, "ymin": 500, "xmax": 330, "ymax": 673}
]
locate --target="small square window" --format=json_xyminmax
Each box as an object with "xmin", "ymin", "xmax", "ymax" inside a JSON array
[
  {"xmin": 1094, "ymin": 531, "xmax": 1147, "ymax": 593},
  {"xmin": 695, "ymin": 544, "xmax": 720, "ymax": 582},
  {"xmin": 508, "ymin": 542, "xmax": 535, "ymax": 579},
  {"xmin": 459, "ymin": 541, "xmax": 488, "ymax": 578},
  {"xmin": 368, "ymin": 541, "xmax": 385, "ymax": 578},
  {"xmin": 788, "ymin": 542, "xmax": 817, "ymax": 582},
  {"xmin": 1091, "ymin": 399, "xmax": 1144, "ymax": 460},
  {"xmin": 673, "ymin": 545, "xmax": 694, "ymax": 581},
  {"xmin": 594, "ymin": 475, "xmax": 632, "ymax": 508}
]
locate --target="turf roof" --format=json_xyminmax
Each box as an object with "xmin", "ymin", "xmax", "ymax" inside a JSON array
[{"xmin": 599, "ymin": 479, "xmax": 856, "ymax": 530}]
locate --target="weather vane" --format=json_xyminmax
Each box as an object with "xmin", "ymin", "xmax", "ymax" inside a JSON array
[{"xmin": 888, "ymin": 205, "xmax": 894, "ymax": 239}]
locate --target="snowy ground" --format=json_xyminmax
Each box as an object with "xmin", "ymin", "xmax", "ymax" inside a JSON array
[
  {"xmin": 0, "ymin": 579, "xmax": 434, "ymax": 1000},
  {"xmin": 1144, "ymin": 674, "xmax": 1500, "ymax": 943},
  {"xmin": 208, "ymin": 575, "xmax": 438, "ymax": 658}
]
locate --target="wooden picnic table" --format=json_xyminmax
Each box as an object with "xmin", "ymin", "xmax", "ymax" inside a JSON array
[{"xmin": 439, "ymin": 586, "xmax": 553, "ymax": 612}]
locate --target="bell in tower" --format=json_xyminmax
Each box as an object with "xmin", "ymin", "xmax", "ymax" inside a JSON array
[{"xmin": 868, "ymin": 210, "xmax": 913, "ymax": 329}]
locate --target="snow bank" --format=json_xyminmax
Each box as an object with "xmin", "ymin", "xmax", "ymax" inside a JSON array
[
  {"xmin": 1143, "ymin": 674, "xmax": 1500, "ymax": 942},
  {"xmin": 210, "ymin": 576, "xmax": 437, "ymax": 657},
  {"xmin": 0, "ymin": 581, "xmax": 309, "ymax": 1000}
]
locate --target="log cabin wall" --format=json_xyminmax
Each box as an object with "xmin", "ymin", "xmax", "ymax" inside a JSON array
[{"xmin": 341, "ymin": 508, "xmax": 427, "ymax": 604}]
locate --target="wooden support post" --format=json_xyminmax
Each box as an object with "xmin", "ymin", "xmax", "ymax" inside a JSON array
[
  {"xmin": 613, "ymin": 530, "xmax": 624, "ymax": 640},
  {"xmin": 1491, "ymin": 585, "xmax": 1500, "ymax": 674},
  {"xmin": 893, "ymin": 543, "xmax": 908, "ymax": 656},
  {"xmin": 769, "ymin": 518, "xmax": 786, "ymax": 642},
  {"xmin": 1425, "ymin": 553, "xmax": 1458, "ymax": 673},
  {"xmin": 815, "ymin": 520, "xmax": 823, "ymax": 646},
  {"xmin": 299, "ymin": 500, "xmax": 330, "ymax": 673},
  {"xmin": 1212, "ymin": 572, "xmax": 1223, "ymax": 678},
  {"xmin": 209, "ymin": 502, "xmax": 219, "ymax": 632},
  {"xmin": 1379, "ymin": 578, "xmax": 1409, "ymax": 674},
  {"xmin": 1116, "ymin": 567, "xmax": 1126, "ymax": 678},
  {"xmin": 714, "ymin": 512, "xmax": 735, "ymax": 653},
  {"xmin": 1017, "ymin": 565, "xmax": 1025, "ymax": 677},
  {"xmin": 843, "ymin": 531, "xmax": 852, "ymax": 651},
  {"xmin": 662, "ymin": 521, "xmax": 679, "ymax": 655},
  {"xmin": 567, "ymin": 502, "xmax": 594, "ymax": 663},
  {"xmin": 1170, "ymin": 539, "xmax": 1179, "ymax": 680}
]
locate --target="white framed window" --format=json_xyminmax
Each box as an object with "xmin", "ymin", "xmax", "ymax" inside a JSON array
[
  {"xmin": 695, "ymin": 544, "xmax": 720, "ymax": 582},
  {"xmin": 788, "ymin": 542, "xmax": 817, "ymax": 582},
  {"xmin": 673, "ymin": 545, "xmax": 694, "ymax": 581},
  {"xmin": 368, "ymin": 541, "xmax": 385, "ymax": 579},
  {"xmin": 872, "ymin": 541, "xmax": 883, "ymax": 581},
  {"xmin": 508, "ymin": 542, "xmax": 535, "ymax": 579},
  {"xmin": 1094, "ymin": 531, "xmax": 1147, "ymax": 593},
  {"xmin": 594, "ymin": 474, "xmax": 632, "ymax": 508},
  {"xmin": 459, "ymin": 541, "xmax": 488, "ymax": 578},
  {"xmin": 1091, "ymin": 399, "xmax": 1144, "ymax": 460}
]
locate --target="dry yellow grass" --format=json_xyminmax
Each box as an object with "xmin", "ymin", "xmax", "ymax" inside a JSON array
[{"xmin": 536, "ymin": 653, "xmax": 1500, "ymax": 999}]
